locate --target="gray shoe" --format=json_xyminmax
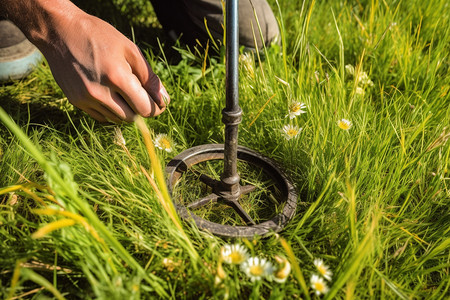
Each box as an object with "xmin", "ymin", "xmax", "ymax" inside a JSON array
[
  {"xmin": 150, "ymin": 0, "xmax": 279, "ymax": 49},
  {"xmin": 0, "ymin": 20, "xmax": 43, "ymax": 82}
]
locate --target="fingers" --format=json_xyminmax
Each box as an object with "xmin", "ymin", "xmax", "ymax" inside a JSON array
[
  {"xmin": 87, "ymin": 43, "xmax": 170, "ymax": 122},
  {"xmin": 75, "ymin": 85, "xmax": 135, "ymax": 123},
  {"xmin": 84, "ymin": 108, "xmax": 107, "ymax": 122},
  {"xmin": 75, "ymin": 83, "xmax": 136, "ymax": 122},
  {"xmin": 109, "ymin": 92, "xmax": 136, "ymax": 122},
  {"xmin": 77, "ymin": 70, "xmax": 163, "ymax": 123},
  {"xmin": 147, "ymin": 73, "xmax": 171, "ymax": 110},
  {"xmin": 125, "ymin": 46, "xmax": 171, "ymax": 110},
  {"xmin": 70, "ymin": 42, "xmax": 170, "ymax": 123},
  {"xmin": 84, "ymin": 106, "xmax": 122, "ymax": 123},
  {"xmin": 108, "ymin": 70, "xmax": 163, "ymax": 118}
]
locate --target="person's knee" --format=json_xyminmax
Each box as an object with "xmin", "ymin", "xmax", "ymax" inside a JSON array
[
  {"xmin": 153, "ymin": 0, "xmax": 280, "ymax": 49},
  {"xmin": 237, "ymin": 0, "xmax": 280, "ymax": 49}
]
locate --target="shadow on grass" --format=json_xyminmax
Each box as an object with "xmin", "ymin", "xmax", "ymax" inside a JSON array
[{"xmin": 0, "ymin": 84, "xmax": 91, "ymax": 139}]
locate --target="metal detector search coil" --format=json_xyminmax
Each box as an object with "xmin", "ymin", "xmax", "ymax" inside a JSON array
[{"xmin": 166, "ymin": 0, "xmax": 298, "ymax": 238}]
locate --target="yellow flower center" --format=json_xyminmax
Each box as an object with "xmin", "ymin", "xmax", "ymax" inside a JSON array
[
  {"xmin": 287, "ymin": 129, "xmax": 298, "ymax": 137},
  {"xmin": 275, "ymin": 270, "xmax": 285, "ymax": 279},
  {"xmin": 160, "ymin": 138, "xmax": 171, "ymax": 149},
  {"xmin": 314, "ymin": 281, "xmax": 325, "ymax": 292},
  {"xmin": 289, "ymin": 103, "xmax": 301, "ymax": 113},
  {"xmin": 318, "ymin": 265, "xmax": 327, "ymax": 276},
  {"xmin": 338, "ymin": 121, "xmax": 351, "ymax": 130},
  {"xmin": 230, "ymin": 252, "xmax": 244, "ymax": 264},
  {"xmin": 249, "ymin": 265, "xmax": 264, "ymax": 276}
]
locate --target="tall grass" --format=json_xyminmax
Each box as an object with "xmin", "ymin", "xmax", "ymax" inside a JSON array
[{"xmin": 1, "ymin": 0, "xmax": 449, "ymax": 298}]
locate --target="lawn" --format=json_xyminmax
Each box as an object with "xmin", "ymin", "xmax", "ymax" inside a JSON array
[{"xmin": 1, "ymin": 0, "xmax": 449, "ymax": 298}]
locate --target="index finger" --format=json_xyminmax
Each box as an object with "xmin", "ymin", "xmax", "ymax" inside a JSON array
[
  {"xmin": 108, "ymin": 68, "xmax": 166, "ymax": 118},
  {"xmin": 126, "ymin": 45, "xmax": 170, "ymax": 109}
]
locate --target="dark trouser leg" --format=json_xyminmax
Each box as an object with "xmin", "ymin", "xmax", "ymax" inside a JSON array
[
  {"xmin": 149, "ymin": 0, "xmax": 279, "ymax": 49},
  {"xmin": 149, "ymin": 0, "xmax": 210, "ymax": 46}
]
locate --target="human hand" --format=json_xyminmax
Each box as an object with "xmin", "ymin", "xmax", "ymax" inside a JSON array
[{"xmin": 33, "ymin": 3, "xmax": 170, "ymax": 122}]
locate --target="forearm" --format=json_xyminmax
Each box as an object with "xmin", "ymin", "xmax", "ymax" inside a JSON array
[
  {"xmin": 1, "ymin": 0, "xmax": 169, "ymax": 122},
  {"xmin": 0, "ymin": 0, "xmax": 81, "ymax": 50}
]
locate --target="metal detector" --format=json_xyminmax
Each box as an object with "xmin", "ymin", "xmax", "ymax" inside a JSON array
[{"xmin": 166, "ymin": 0, "xmax": 297, "ymax": 238}]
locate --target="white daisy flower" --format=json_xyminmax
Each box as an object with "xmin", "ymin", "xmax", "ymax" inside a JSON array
[
  {"xmin": 272, "ymin": 256, "xmax": 291, "ymax": 283},
  {"xmin": 345, "ymin": 65, "xmax": 355, "ymax": 75},
  {"xmin": 221, "ymin": 244, "xmax": 249, "ymax": 265},
  {"xmin": 355, "ymin": 86, "xmax": 365, "ymax": 96},
  {"xmin": 337, "ymin": 119, "xmax": 352, "ymax": 130},
  {"xmin": 345, "ymin": 64, "xmax": 355, "ymax": 75},
  {"xmin": 311, "ymin": 274, "xmax": 329, "ymax": 295},
  {"xmin": 288, "ymin": 102, "xmax": 307, "ymax": 119},
  {"xmin": 241, "ymin": 257, "xmax": 274, "ymax": 282},
  {"xmin": 153, "ymin": 133, "xmax": 175, "ymax": 152},
  {"xmin": 282, "ymin": 124, "xmax": 302, "ymax": 140},
  {"xmin": 346, "ymin": 65, "xmax": 374, "ymax": 87},
  {"xmin": 357, "ymin": 71, "xmax": 374, "ymax": 87},
  {"xmin": 313, "ymin": 258, "xmax": 333, "ymax": 281}
]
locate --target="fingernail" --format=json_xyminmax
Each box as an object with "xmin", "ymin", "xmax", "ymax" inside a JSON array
[{"xmin": 160, "ymin": 84, "xmax": 170, "ymax": 105}]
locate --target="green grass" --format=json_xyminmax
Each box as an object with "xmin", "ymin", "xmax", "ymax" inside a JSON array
[{"xmin": 1, "ymin": 0, "xmax": 449, "ymax": 298}]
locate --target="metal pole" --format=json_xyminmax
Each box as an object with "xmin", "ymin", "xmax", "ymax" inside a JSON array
[
  {"xmin": 220, "ymin": 0, "xmax": 241, "ymax": 196},
  {"xmin": 225, "ymin": 0, "xmax": 239, "ymax": 112}
]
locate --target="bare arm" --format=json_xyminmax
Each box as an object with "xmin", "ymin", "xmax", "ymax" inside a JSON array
[{"xmin": 1, "ymin": 0, "xmax": 170, "ymax": 122}]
